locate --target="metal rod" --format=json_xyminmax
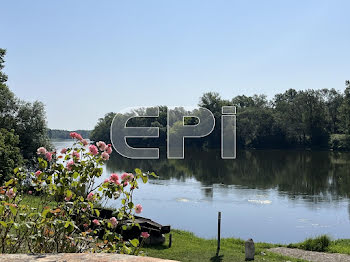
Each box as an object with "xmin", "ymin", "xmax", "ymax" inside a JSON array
[
  {"xmin": 216, "ymin": 211, "xmax": 221, "ymax": 256},
  {"xmin": 168, "ymin": 233, "xmax": 172, "ymax": 248}
]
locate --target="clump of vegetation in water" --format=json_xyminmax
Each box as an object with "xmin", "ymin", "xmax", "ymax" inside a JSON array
[{"xmin": 0, "ymin": 132, "xmax": 156, "ymax": 254}]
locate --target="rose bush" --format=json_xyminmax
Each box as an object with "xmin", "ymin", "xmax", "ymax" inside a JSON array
[{"xmin": 0, "ymin": 132, "xmax": 155, "ymax": 254}]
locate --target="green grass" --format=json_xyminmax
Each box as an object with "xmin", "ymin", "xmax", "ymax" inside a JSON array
[
  {"xmin": 142, "ymin": 230, "xmax": 307, "ymax": 262},
  {"xmin": 328, "ymin": 239, "xmax": 350, "ymax": 255},
  {"xmin": 288, "ymin": 235, "xmax": 331, "ymax": 252},
  {"xmin": 20, "ymin": 194, "xmax": 57, "ymax": 210},
  {"xmin": 288, "ymin": 235, "xmax": 350, "ymax": 255}
]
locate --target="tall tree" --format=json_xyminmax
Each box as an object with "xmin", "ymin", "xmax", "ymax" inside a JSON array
[{"xmin": 338, "ymin": 81, "xmax": 350, "ymax": 135}]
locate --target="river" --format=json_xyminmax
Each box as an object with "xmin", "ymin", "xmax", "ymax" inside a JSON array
[{"xmin": 52, "ymin": 139, "xmax": 350, "ymax": 244}]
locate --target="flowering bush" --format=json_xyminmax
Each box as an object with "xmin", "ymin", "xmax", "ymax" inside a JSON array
[{"xmin": 0, "ymin": 132, "xmax": 156, "ymax": 254}]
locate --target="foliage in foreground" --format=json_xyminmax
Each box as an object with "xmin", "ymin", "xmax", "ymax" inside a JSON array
[{"xmin": 0, "ymin": 132, "xmax": 154, "ymax": 254}]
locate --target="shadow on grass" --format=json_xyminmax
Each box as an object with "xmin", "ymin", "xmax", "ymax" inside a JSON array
[
  {"xmin": 143, "ymin": 244, "xmax": 169, "ymax": 251},
  {"xmin": 210, "ymin": 255, "xmax": 224, "ymax": 262}
]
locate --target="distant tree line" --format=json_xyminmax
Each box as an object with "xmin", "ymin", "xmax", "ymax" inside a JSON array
[
  {"xmin": 91, "ymin": 81, "xmax": 350, "ymax": 151},
  {"xmin": 48, "ymin": 129, "xmax": 91, "ymax": 140},
  {"xmin": 0, "ymin": 49, "xmax": 50, "ymax": 182}
]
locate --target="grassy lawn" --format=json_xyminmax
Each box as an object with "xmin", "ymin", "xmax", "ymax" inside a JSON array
[
  {"xmin": 21, "ymin": 194, "xmax": 57, "ymax": 210},
  {"xmin": 142, "ymin": 230, "xmax": 307, "ymax": 262}
]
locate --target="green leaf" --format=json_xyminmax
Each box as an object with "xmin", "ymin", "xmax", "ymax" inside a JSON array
[
  {"xmin": 66, "ymin": 190, "xmax": 72, "ymax": 198},
  {"xmin": 95, "ymin": 209, "xmax": 100, "ymax": 217},
  {"xmin": 130, "ymin": 238, "xmax": 139, "ymax": 247},
  {"xmin": 73, "ymin": 172, "xmax": 79, "ymax": 179},
  {"xmin": 5, "ymin": 179, "xmax": 13, "ymax": 187},
  {"xmin": 150, "ymin": 172, "xmax": 158, "ymax": 178},
  {"xmin": 0, "ymin": 221, "xmax": 7, "ymax": 227},
  {"xmin": 142, "ymin": 175, "xmax": 148, "ymax": 184},
  {"xmin": 42, "ymin": 208, "xmax": 50, "ymax": 218},
  {"xmin": 66, "ymin": 223, "xmax": 74, "ymax": 233},
  {"xmin": 9, "ymin": 205, "xmax": 17, "ymax": 216},
  {"xmin": 135, "ymin": 168, "xmax": 142, "ymax": 175}
]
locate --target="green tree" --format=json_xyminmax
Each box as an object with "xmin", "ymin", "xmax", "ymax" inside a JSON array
[
  {"xmin": 338, "ymin": 81, "xmax": 350, "ymax": 134},
  {"xmin": 0, "ymin": 49, "xmax": 17, "ymax": 129},
  {"xmin": 15, "ymin": 101, "xmax": 51, "ymax": 160},
  {"xmin": 0, "ymin": 49, "xmax": 8, "ymax": 83},
  {"xmin": 90, "ymin": 112, "xmax": 116, "ymax": 143},
  {"xmin": 0, "ymin": 48, "xmax": 51, "ymax": 162},
  {"xmin": 199, "ymin": 92, "xmax": 231, "ymax": 148},
  {"xmin": 0, "ymin": 128, "xmax": 22, "ymax": 182}
]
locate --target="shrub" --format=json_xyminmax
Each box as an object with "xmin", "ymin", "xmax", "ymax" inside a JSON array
[
  {"xmin": 0, "ymin": 132, "xmax": 155, "ymax": 254},
  {"xmin": 298, "ymin": 235, "xmax": 331, "ymax": 252}
]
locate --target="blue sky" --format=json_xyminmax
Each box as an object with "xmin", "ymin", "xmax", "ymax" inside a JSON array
[{"xmin": 1, "ymin": 0, "xmax": 350, "ymax": 130}]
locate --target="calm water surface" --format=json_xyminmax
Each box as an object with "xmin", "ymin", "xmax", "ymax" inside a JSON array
[{"xmin": 53, "ymin": 140, "xmax": 350, "ymax": 243}]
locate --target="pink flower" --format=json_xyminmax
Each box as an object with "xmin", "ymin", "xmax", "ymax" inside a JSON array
[
  {"xmin": 37, "ymin": 147, "xmax": 47, "ymax": 155},
  {"xmin": 141, "ymin": 232, "xmax": 150, "ymax": 239},
  {"xmin": 110, "ymin": 173, "xmax": 119, "ymax": 183},
  {"xmin": 87, "ymin": 192, "xmax": 94, "ymax": 201},
  {"xmin": 135, "ymin": 204, "xmax": 143, "ymax": 214},
  {"xmin": 6, "ymin": 188, "xmax": 15, "ymax": 199},
  {"xmin": 89, "ymin": 145, "xmax": 98, "ymax": 156},
  {"xmin": 70, "ymin": 132, "xmax": 83, "ymax": 141},
  {"xmin": 101, "ymin": 152, "xmax": 109, "ymax": 161},
  {"xmin": 35, "ymin": 170, "xmax": 42, "ymax": 177},
  {"xmin": 64, "ymin": 195, "xmax": 72, "ymax": 201},
  {"xmin": 81, "ymin": 139, "xmax": 88, "ymax": 146},
  {"xmin": 121, "ymin": 173, "xmax": 134, "ymax": 182},
  {"xmin": 104, "ymin": 178, "xmax": 110, "ymax": 184},
  {"xmin": 121, "ymin": 173, "xmax": 128, "ymax": 181},
  {"xmin": 96, "ymin": 141, "xmax": 106, "ymax": 151},
  {"xmin": 72, "ymin": 151, "xmax": 80, "ymax": 160},
  {"xmin": 66, "ymin": 160, "xmax": 74, "ymax": 171},
  {"xmin": 92, "ymin": 219, "xmax": 100, "ymax": 226},
  {"xmin": 45, "ymin": 152, "xmax": 52, "ymax": 161},
  {"xmin": 83, "ymin": 223, "xmax": 88, "ymax": 228},
  {"xmin": 110, "ymin": 217, "xmax": 118, "ymax": 228},
  {"xmin": 105, "ymin": 144, "xmax": 112, "ymax": 154},
  {"xmin": 123, "ymin": 181, "xmax": 128, "ymax": 187},
  {"xmin": 28, "ymin": 190, "xmax": 33, "ymax": 195},
  {"xmin": 60, "ymin": 148, "xmax": 67, "ymax": 154}
]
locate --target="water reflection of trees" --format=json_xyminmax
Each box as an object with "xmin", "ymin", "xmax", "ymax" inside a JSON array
[{"xmin": 106, "ymin": 150, "xmax": 350, "ymax": 200}]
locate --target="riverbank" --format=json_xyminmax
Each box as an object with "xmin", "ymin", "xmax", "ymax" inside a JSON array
[
  {"xmin": 142, "ymin": 230, "xmax": 350, "ymax": 262},
  {"xmin": 142, "ymin": 229, "xmax": 303, "ymax": 262}
]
